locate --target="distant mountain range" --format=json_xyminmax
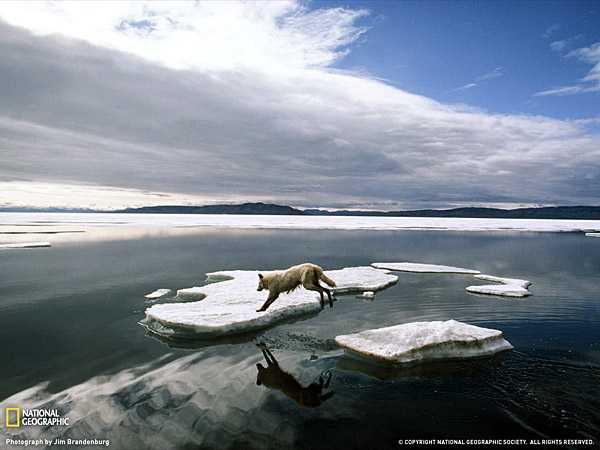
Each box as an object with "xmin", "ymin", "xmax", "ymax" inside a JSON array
[
  {"xmin": 4, "ymin": 202, "xmax": 600, "ymax": 219},
  {"xmin": 118, "ymin": 203, "xmax": 304, "ymax": 215}
]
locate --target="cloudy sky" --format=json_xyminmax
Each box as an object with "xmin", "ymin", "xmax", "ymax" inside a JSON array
[{"xmin": 0, "ymin": 0, "xmax": 599, "ymax": 210}]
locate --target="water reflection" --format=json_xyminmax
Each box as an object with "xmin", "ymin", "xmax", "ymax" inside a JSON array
[
  {"xmin": 336, "ymin": 352, "xmax": 505, "ymax": 380},
  {"xmin": 255, "ymin": 343, "xmax": 334, "ymax": 407}
]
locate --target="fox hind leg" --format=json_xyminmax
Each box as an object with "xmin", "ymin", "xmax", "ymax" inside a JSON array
[
  {"xmin": 304, "ymin": 283, "xmax": 327, "ymax": 309},
  {"xmin": 323, "ymin": 287, "xmax": 333, "ymax": 308}
]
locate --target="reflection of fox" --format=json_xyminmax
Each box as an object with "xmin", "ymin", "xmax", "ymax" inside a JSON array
[
  {"xmin": 256, "ymin": 263, "xmax": 336, "ymax": 312},
  {"xmin": 256, "ymin": 343, "xmax": 334, "ymax": 407}
]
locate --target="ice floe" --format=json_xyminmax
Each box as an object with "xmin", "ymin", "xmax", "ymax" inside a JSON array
[
  {"xmin": 335, "ymin": 319, "xmax": 513, "ymax": 364},
  {"xmin": 466, "ymin": 275, "xmax": 531, "ymax": 297},
  {"xmin": 145, "ymin": 288, "xmax": 172, "ymax": 299},
  {"xmin": 372, "ymin": 262, "xmax": 479, "ymax": 274},
  {"xmin": 586, "ymin": 232, "xmax": 600, "ymax": 238},
  {"xmin": 328, "ymin": 266, "xmax": 398, "ymax": 293},
  {"xmin": 3, "ymin": 212, "xmax": 600, "ymax": 233},
  {"xmin": 145, "ymin": 267, "xmax": 398, "ymax": 338},
  {"xmin": 357, "ymin": 291, "xmax": 375, "ymax": 300},
  {"xmin": 0, "ymin": 241, "xmax": 51, "ymax": 248}
]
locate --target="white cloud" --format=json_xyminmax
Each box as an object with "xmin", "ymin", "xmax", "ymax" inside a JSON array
[
  {"xmin": 0, "ymin": 181, "xmax": 245, "ymax": 210},
  {"xmin": 550, "ymin": 35, "xmax": 582, "ymax": 54},
  {"xmin": 570, "ymin": 43, "xmax": 600, "ymax": 86},
  {"xmin": 542, "ymin": 23, "xmax": 560, "ymax": 39},
  {"xmin": 452, "ymin": 82, "xmax": 478, "ymax": 92},
  {"xmin": 475, "ymin": 66, "xmax": 503, "ymax": 81},
  {"xmin": 451, "ymin": 67, "xmax": 503, "ymax": 93},
  {"xmin": 535, "ymin": 42, "xmax": 600, "ymax": 96},
  {"xmin": 534, "ymin": 85, "xmax": 586, "ymax": 97},
  {"xmin": 0, "ymin": 1, "xmax": 368, "ymax": 72},
  {"xmin": 0, "ymin": 3, "xmax": 599, "ymax": 210}
]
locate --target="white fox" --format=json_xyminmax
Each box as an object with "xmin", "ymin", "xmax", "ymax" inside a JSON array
[{"xmin": 256, "ymin": 263, "xmax": 337, "ymax": 312}]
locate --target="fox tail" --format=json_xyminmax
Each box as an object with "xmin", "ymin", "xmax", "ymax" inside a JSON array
[{"xmin": 319, "ymin": 271, "xmax": 336, "ymax": 287}]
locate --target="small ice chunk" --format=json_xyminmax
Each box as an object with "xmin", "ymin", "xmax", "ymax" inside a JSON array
[
  {"xmin": 145, "ymin": 266, "xmax": 398, "ymax": 338},
  {"xmin": 330, "ymin": 266, "xmax": 398, "ymax": 293},
  {"xmin": 372, "ymin": 262, "xmax": 480, "ymax": 274},
  {"xmin": 0, "ymin": 241, "xmax": 51, "ymax": 248},
  {"xmin": 145, "ymin": 289, "xmax": 172, "ymax": 299},
  {"xmin": 586, "ymin": 232, "xmax": 600, "ymax": 238},
  {"xmin": 176, "ymin": 286, "xmax": 207, "ymax": 301},
  {"xmin": 357, "ymin": 291, "xmax": 375, "ymax": 299},
  {"xmin": 335, "ymin": 319, "xmax": 513, "ymax": 364},
  {"xmin": 466, "ymin": 274, "xmax": 531, "ymax": 297}
]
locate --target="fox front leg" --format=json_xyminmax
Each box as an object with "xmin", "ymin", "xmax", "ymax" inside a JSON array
[{"xmin": 257, "ymin": 292, "xmax": 279, "ymax": 312}]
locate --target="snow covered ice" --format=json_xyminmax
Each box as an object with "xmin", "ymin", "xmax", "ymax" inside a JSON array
[
  {"xmin": 2, "ymin": 212, "xmax": 600, "ymax": 233},
  {"xmin": 145, "ymin": 267, "xmax": 398, "ymax": 338},
  {"xmin": 0, "ymin": 241, "xmax": 51, "ymax": 248},
  {"xmin": 372, "ymin": 262, "xmax": 480, "ymax": 274},
  {"xmin": 327, "ymin": 266, "xmax": 398, "ymax": 293},
  {"xmin": 145, "ymin": 289, "xmax": 172, "ymax": 299},
  {"xmin": 466, "ymin": 275, "xmax": 532, "ymax": 297},
  {"xmin": 335, "ymin": 319, "xmax": 513, "ymax": 364},
  {"xmin": 586, "ymin": 232, "xmax": 600, "ymax": 238}
]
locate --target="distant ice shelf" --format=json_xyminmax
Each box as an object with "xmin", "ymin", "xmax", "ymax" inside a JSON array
[
  {"xmin": 145, "ymin": 288, "xmax": 172, "ymax": 299},
  {"xmin": 0, "ymin": 241, "xmax": 51, "ymax": 248},
  {"xmin": 466, "ymin": 275, "xmax": 531, "ymax": 297},
  {"xmin": 145, "ymin": 267, "xmax": 398, "ymax": 339},
  {"xmin": 335, "ymin": 319, "xmax": 513, "ymax": 364},
  {"xmin": 2, "ymin": 212, "xmax": 600, "ymax": 233},
  {"xmin": 372, "ymin": 262, "xmax": 479, "ymax": 274}
]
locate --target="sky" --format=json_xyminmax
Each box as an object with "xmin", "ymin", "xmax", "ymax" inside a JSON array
[{"xmin": 0, "ymin": 0, "xmax": 599, "ymax": 211}]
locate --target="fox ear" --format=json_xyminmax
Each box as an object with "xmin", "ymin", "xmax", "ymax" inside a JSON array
[{"xmin": 258, "ymin": 273, "xmax": 264, "ymax": 279}]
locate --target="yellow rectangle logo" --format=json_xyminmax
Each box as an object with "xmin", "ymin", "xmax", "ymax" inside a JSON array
[{"xmin": 5, "ymin": 407, "xmax": 21, "ymax": 428}]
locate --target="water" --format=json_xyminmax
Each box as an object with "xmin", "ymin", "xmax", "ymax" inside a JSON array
[{"xmin": 1, "ymin": 228, "xmax": 599, "ymax": 449}]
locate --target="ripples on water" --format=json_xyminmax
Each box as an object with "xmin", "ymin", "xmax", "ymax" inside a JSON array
[{"xmin": 1, "ymin": 229, "xmax": 599, "ymax": 449}]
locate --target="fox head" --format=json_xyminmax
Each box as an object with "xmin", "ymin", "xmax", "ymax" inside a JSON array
[{"xmin": 257, "ymin": 273, "xmax": 266, "ymax": 291}]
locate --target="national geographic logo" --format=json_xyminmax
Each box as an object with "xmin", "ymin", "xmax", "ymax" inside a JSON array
[{"xmin": 3, "ymin": 407, "xmax": 69, "ymax": 429}]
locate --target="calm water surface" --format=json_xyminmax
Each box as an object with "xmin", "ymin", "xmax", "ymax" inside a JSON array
[{"xmin": 1, "ymin": 229, "xmax": 599, "ymax": 449}]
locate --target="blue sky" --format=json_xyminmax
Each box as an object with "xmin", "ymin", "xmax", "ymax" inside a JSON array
[
  {"xmin": 331, "ymin": 0, "xmax": 599, "ymax": 119},
  {"xmin": 0, "ymin": 1, "xmax": 599, "ymax": 210}
]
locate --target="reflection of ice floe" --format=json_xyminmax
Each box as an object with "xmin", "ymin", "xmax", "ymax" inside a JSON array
[
  {"xmin": 337, "ymin": 350, "xmax": 505, "ymax": 380},
  {"xmin": 466, "ymin": 275, "xmax": 531, "ymax": 297},
  {"xmin": 0, "ymin": 241, "xmax": 51, "ymax": 248},
  {"xmin": 145, "ymin": 288, "xmax": 172, "ymax": 299},
  {"xmin": 335, "ymin": 320, "xmax": 512, "ymax": 364},
  {"xmin": 586, "ymin": 232, "xmax": 600, "ymax": 238},
  {"xmin": 145, "ymin": 267, "xmax": 398, "ymax": 339},
  {"xmin": 372, "ymin": 262, "xmax": 479, "ymax": 274}
]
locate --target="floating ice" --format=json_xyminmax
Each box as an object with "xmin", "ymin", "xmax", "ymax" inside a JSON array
[
  {"xmin": 335, "ymin": 319, "xmax": 513, "ymax": 364},
  {"xmin": 0, "ymin": 241, "xmax": 51, "ymax": 248},
  {"xmin": 145, "ymin": 288, "xmax": 172, "ymax": 299},
  {"xmin": 328, "ymin": 266, "xmax": 398, "ymax": 293},
  {"xmin": 145, "ymin": 267, "xmax": 398, "ymax": 338},
  {"xmin": 586, "ymin": 232, "xmax": 600, "ymax": 238},
  {"xmin": 372, "ymin": 262, "xmax": 480, "ymax": 274},
  {"xmin": 466, "ymin": 275, "xmax": 531, "ymax": 297},
  {"xmin": 176, "ymin": 286, "xmax": 206, "ymax": 301},
  {"xmin": 357, "ymin": 291, "xmax": 375, "ymax": 299},
  {"xmin": 3, "ymin": 212, "xmax": 600, "ymax": 233}
]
